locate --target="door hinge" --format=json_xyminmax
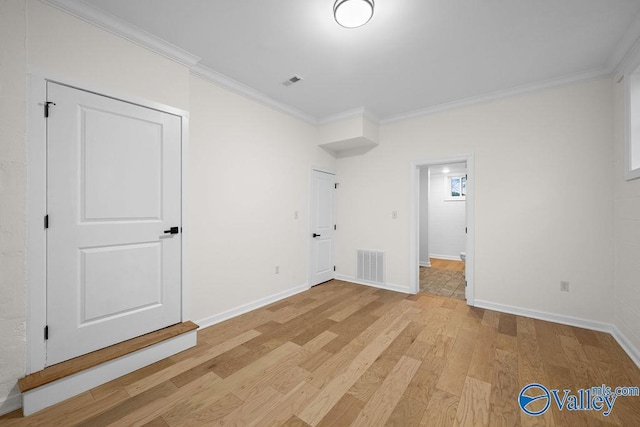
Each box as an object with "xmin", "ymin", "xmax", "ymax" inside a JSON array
[
  {"xmin": 334, "ymin": 224, "xmax": 337, "ymax": 230},
  {"xmin": 465, "ymin": 227, "xmax": 467, "ymax": 233},
  {"xmin": 334, "ymin": 266, "xmax": 336, "ymax": 271},
  {"xmin": 44, "ymin": 101, "xmax": 56, "ymax": 118},
  {"xmin": 334, "ymin": 183, "xmax": 339, "ymax": 189},
  {"xmin": 44, "ymin": 215, "xmax": 49, "ymax": 229},
  {"xmin": 44, "ymin": 325, "xmax": 49, "ymax": 340}
]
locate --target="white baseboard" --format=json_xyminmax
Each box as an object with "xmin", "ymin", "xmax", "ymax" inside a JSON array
[
  {"xmin": 0, "ymin": 391, "xmax": 22, "ymax": 417},
  {"xmin": 419, "ymin": 261, "xmax": 431, "ymax": 267},
  {"xmin": 430, "ymin": 254, "xmax": 463, "ymax": 261},
  {"xmin": 611, "ymin": 326, "xmax": 640, "ymax": 369},
  {"xmin": 196, "ymin": 283, "xmax": 310, "ymax": 330},
  {"xmin": 474, "ymin": 299, "xmax": 640, "ymax": 369},
  {"xmin": 473, "ymin": 299, "xmax": 612, "ymax": 332},
  {"xmin": 22, "ymin": 330, "xmax": 197, "ymax": 416},
  {"xmin": 335, "ymin": 275, "xmax": 411, "ymax": 294}
]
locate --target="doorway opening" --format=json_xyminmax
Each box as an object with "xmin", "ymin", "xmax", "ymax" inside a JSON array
[
  {"xmin": 409, "ymin": 155, "xmax": 475, "ymax": 305},
  {"xmin": 419, "ymin": 162, "xmax": 467, "ymax": 300}
]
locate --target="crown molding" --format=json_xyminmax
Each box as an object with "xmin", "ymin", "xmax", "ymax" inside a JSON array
[
  {"xmin": 380, "ymin": 67, "xmax": 610, "ymax": 125},
  {"xmin": 39, "ymin": 0, "xmax": 201, "ymax": 67},
  {"xmin": 318, "ymin": 107, "xmax": 380, "ymax": 126},
  {"xmin": 190, "ymin": 64, "xmax": 318, "ymax": 125}
]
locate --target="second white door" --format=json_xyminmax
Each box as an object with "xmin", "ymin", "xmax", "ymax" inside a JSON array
[{"xmin": 309, "ymin": 170, "xmax": 336, "ymax": 286}]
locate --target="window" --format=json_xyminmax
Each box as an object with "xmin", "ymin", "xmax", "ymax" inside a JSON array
[
  {"xmin": 625, "ymin": 65, "xmax": 640, "ymax": 180},
  {"xmin": 446, "ymin": 175, "xmax": 466, "ymax": 200}
]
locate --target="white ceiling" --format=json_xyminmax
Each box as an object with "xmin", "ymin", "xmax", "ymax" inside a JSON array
[{"xmin": 75, "ymin": 0, "xmax": 640, "ymax": 122}]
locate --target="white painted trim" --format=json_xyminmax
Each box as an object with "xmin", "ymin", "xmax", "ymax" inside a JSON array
[
  {"xmin": 429, "ymin": 254, "xmax": 464, "ymax": 262},
  {"xmin": 190, "ymin": 64, "xmax": 317, "ymax": 125},
  {"xmin": 22, "ymin": 330, "xmax": 196, "ymax": 416},
  {"xmin": 410, "ymin": 155, "xmax": 475, "ymax": 304},
  {"xmin": 474, "ymin": 299, "xmax": 612, "ymax": 332},
  {"xmin": 473, "ymin": 299, "xmax": 640, "ymax": 370},
  {"xmin": 318, "ymin": 106, "xmax": 380, "ymax": 126},
  {"xmin": 39, "ymin": 0, "xmax": 201, "ymax": 67},
  {"xmin": 196, "ymin": 284, "xmax": 310, "ymax": 330},
  {"xmin": 26, "ymin": 73, "xmax": 48, "ymax": 374},
  {"xmin": 180, "ymin": 115, "xmax": 190, "ymax": 321},
  {"xmin": 381, "ymin": 68, "xmax": 609, "ymax": 125},
  {"xmin": 0, "ymin": 392, "xmax": 22, "ymax": 417},
  {"xmin": 26, "ymin": 72, "xmax": 191, "ymax": 375},
  {"xmin": 419, "ymin": 262, "xmax": 431, "ymax": 268},
  {"xmin": 611, "ymin": 326, "xmax": 640, "ymax": 369},
  {"xmin": 335, "ymin": 275, "xmax": 411, "ymax": 294}
]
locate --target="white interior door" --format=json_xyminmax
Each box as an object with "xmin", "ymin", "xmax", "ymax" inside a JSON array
[
  {"xmin": 46, "ymin": 82, "xmax": 182, "ymax": 366},
  {"xmin": 309, "ymin": 170, "xmax": 336, "ymax": 286}
]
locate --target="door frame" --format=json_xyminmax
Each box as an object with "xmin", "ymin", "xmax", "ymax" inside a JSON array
[
  {"xmin": 409, "ymin": 154, "xmax": 475, "ymax": 304},
  {"xmin": 26, "ymin": 71, "xmax": 190, "ymax": 373},
  {"xmin": 308, "ymin": 167, "xmax": 336, "ymax": 287}
]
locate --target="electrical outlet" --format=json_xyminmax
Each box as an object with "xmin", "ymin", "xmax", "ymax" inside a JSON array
[
  {"xmin": 275, "ymin": 265, "xmax": 279, "ymax": 274},
  {"xmin": 560, "ymin": 281, "xmax": 569, "ymax": 292},
  {"xmin": 392, "ymin": 211, "xmax": 398, "ymax": 219}
]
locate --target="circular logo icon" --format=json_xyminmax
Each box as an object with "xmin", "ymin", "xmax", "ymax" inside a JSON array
[{"xmin": 519, "ymin": 383, "xmax": 551, "ymax": 416}]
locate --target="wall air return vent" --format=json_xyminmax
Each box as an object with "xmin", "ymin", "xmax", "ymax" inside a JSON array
[{"xmin": 357, "ymin": 250, "xmax": 385, "ymax": 285}]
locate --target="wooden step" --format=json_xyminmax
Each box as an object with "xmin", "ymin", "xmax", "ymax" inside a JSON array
[
  {"xmin": 19, "ymin": 321, "xmax": 198, "ymax": 393},
  {"xmin": 20, "ymin": 321, "xmax": 198, "ymax": 415}
]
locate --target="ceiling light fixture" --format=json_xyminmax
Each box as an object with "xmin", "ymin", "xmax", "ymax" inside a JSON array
[{"xmin": 334, "ymin": 0, "xmax": 374, "ymax": 28}]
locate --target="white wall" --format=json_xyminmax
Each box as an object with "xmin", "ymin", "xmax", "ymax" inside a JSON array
[
  {"xmin": 187, "ymin": 75, "xmax": 335, "ymax": 324},
  {"xmin": 0, "ymin": 0, "xmax": 27, "ymax": 414},
  {"xmin": 428, "ymin": 169, "xmax": 466, "ymax": 260},
  {"xmin": 336, "ymin": 78, "xmax": 614, "ymax": 322},
  {"xmin": 613, "ymin": 77, "xmax": 640, "ymax": 361}
]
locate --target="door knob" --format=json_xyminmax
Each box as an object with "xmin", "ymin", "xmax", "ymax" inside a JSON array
[
  {"xmin": 312, "ymin": 233, "xmax": 321, "ymax": 238},
  {"xmin": 164, "ymin": 226, "xmax": 179, "ymax": 234}
]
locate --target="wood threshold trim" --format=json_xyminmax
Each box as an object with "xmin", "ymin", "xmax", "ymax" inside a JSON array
[{"xmin": 18, "ymin": 321, "xmax": 198, "ymax": 393}]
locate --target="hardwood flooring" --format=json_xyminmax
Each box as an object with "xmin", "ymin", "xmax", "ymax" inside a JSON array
[
  {"xmin": 2, "ymin": 280, "xmax": 639, "ymax": 426},
  {"xmin": 428, "ymin": 258, "xmax": 465, "ymax": 271}
]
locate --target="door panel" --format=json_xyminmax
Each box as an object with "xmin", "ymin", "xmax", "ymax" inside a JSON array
[
  {"xmin": 310, "ymin": 170, "xmax": 335, "ymax": 286},
  {"xmin": 46, "ymin": 82, "xmax": 182, "ymax": 366},
  {"xmin": 82, "ymin": 107, "xmax": 162, "ymax": 221}
]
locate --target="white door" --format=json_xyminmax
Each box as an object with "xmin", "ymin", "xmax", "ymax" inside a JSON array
[
  {"xmin": 46, "ymin": 82, "xmax": 182, "ymax": 366},
  {"xmin": 309, "ymin": 170, "xmax": 336, "ymax": 286}
]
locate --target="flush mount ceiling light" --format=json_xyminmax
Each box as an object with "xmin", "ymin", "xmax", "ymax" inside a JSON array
[{"xmin": 334, "ymin": 0, "xmax": 374, "ymax": 28}]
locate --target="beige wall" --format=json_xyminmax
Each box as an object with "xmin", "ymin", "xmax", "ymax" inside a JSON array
[
  {"xmin": 613, "ymin": 78, "xmax": 640, "ymax": 357},
  {"xmin": 0, "ymin": 0, "xmax": 28, "ymax": 414},
  {"xmin": 27, "ymin": 0, "xmax": 189, "ymax": 111},
  {"xmin": 188, "ymin": 75, "xmax": 335, "ymax": 323},
  {"xmin": 335, "ymin": 79, "xmax": 615, "ymax": 323},
  {"xmin": 2, "ymin": 0, "xmax": 639, "ymax": 415},
  {"xmin": 1, "ymin": 0, "xmax": 192, "ymax": 411},
  {"xmin": 0, "ymin": 0, "xmax": 332, "ymax": 412}
]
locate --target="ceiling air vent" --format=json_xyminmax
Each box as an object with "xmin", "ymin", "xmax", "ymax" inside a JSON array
[{"xmin": 282, "ymin": 75, "xmax": 303, "ymax": 87}]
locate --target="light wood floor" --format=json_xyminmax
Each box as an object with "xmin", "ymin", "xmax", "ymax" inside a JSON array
[
  {"xmin": 3, "ymin": 280, "xmax": 639, "ymax": 426},
  {"xmin": 428, "ymin": 258, "xmax": 465, "ymax": 271}
]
